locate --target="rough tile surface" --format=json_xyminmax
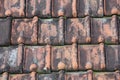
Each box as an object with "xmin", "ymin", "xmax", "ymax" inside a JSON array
[
  {"xmin": 11, "ymin": 17, "xmax": 38, "ymax": 44},
  {"xmin": 51, "ymin": 44, "xmax": 78, "ymax": 71},
  {"xmin": 78, "ymin": 44, "xmax": 105, "ymax": 70},
  {"xmin": 91, "ymin": 16, "xmax": 118, "ymax": 44},
  {"xmin": 78, "ymin": 0, "xmax": 103, "ymax": 17},
  {"xmin": 38, "ymin": 18, "xmax": 64, "ymax": 45},
  {"xmin": 26, "ymin": 0, "xmax": 51, "ymax": 17},
  {"xmin": 24, "ymin": 46, "xmax": 50, "ymax": 73},
  {"xmin": 0, "ymin": 0, "xmax": 25, "ymax": 17},
  {"xmin": 65, "ymin": 16, "xmax": 91, "ymax": 44},
  {"xmin": 0, "ymin": 18, "xmax": 11, "ymax": 45},
  {"xmin": 0, "ymin": 0, "xmax": 119, "ymax": 80}
]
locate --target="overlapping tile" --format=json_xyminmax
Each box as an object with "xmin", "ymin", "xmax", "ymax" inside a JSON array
[
  {"xmin": 105, "ymin": 45, "xmax": 120, "ymax": 71},
  {"xmin": 0, "ymin": 0, "xmax": 25, "ymax": 17},
  {"xmin": 51, "ymin": 44, "xmax": 78, "ymax": 71},
  {"xmin": 65, "ymin": 16, "xmax": 91, "ymax": 44},
  {"xmin": 23, "ymin": 45, "xmax": 50, "ymax": 73},
  {"xmin": 93, "ymin": 72, "xmax": 120, "ymax": 80},
  {"xmin": 0, "ymin": 17, "xmax": 11, "ymax": 45},
  {"xmin": 11, "ymin": 17, "xmax": 38, "ymax": 44},
  {"xmin": 26, "ymin": 0, "xmax": 51, "ymax": 17},
  {"xmin": 37, "ymin": 72, "xmax": 64, "ymax": 80},
  {"xmin": 65, "ymin": 70, "xmax": 93, "ymax": 80},
  {"xmin": 9, "ymin": 73, "xmax": 36, "ymax": 80},
  {"xmin": 52, "ymin": 0, "xmax": 77, "ymax": 17},
  {"xmin": 38, "ymin": 17, "xmax": 64, "ymax": 45},
  {"xmin": 78, "ymin": 43, "xmax": 105, "ymax": 70},
  {"xmin": 78, "ymin": 0, "xmax": 103, "ymax": 17},
  {"xmin": 104, "ymin": 0, "xmax": 120, "ymax": 15},
  {"xmin": 91, "ymin": 15, "xmax": 118, "ymax": 44},
  {"xmin": 0, "ymin": 45, "xmax": 23, "ymax": 73}
]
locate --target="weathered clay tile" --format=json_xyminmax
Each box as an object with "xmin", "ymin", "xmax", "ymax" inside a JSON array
[
  {"xmin": 65, "ymin": 17, "xmax": 91, "ymax": 44},
  {"xmin": 52, "ymin": 0, "xmax": 77, "ymax": 17},
  {"xmin": 9, "ymin": 73, "xmax": 36, "ymax": 80},
  {"xmin": 91, "ymin": 15, "xmax": 118, "ymax": 44},
  {"xmin": 37, "ymin": 72, "xmax": 65, "ymax": 80},
  {"xmin": 11, "ymin": 17, "xmax": 38, "ymax": 44},
  {"xmin": 105, "ymin": 45, "xmax": 120, "ymax": 71},
  {"xmin": 93, "ymin": 72, "xmax": 119, "ymax": 80},
  {"xmin": 51, "ymin": 44, "xmax": 78, "ymax": 71},
  {"xmin": 24, "ymin": 45, "xmax": 50, "ymax": 73},
  {"xmin": 104, "ymin": 0, "xmax": 120, "ymax": 15},
  {"xmin": 0, "ymin": 0, "xmax": 25, "ymax": 17},
  {"xmin": 26, "ymin": 0, "xmax": 51, "ymax": 17},
  {"xmin": 0, "ymin": 45, "xmax": 23, "ymax": 73},
  {"xmin": 65, "ymin": 70, "xmax": 93, "ymax": 80},
  {"xmin": 78, "ymin": 0, "xmax": 103, "ymax": 17},
  {"xmin": 78, "ymin": 43, "xmax": 105, "ymax": 70},
  {"xmin": 38, "ymin": 17, "xmax": 64, "ymax": 45},
  {"xmin": 0, "ymin": 17, "xmax": 11, "ymax": 45}
]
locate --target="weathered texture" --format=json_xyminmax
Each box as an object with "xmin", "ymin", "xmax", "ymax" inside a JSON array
[
  {"xmin": 91, "ymin": 15, "xmax": 118, "ymax": 44},
  {"xmin": 0, "ymin": 17, "xmax": 11, "ymax": 45},
  {"xmin": 24, "ymin": 45, "xmax": 50, "ymax": 73},
  {"xmin": 65, "ymin": 16, "xmax": 91, "ymax": 44},
  {"xmin": 9, "ymin": 73, "xmax": 36, "ymax": 80},
  {"xmin": 51, "ymin": 44, "xmax": 78, "ymax": 71},
  {"xmin": 65, "ymin": 70, "xmax": 93, "ymax": 80},
  {"xmin": 26, "ymin": 0, "xmax": 51, "ymax": 17},
  {"xmin": 0, "ymin": 45, "xmax": 23, "ymax": 73},
  {"xmin": 52, "ymin": 0, "xmax": 77, "ymax": 17},
  {"xmin": 38, "ymin": 18, "xmax": 64, "ymax": 45},
  {"xmin": 105, "ymin": 45, "xmax": 120, "ymax": 71},
  {"xmin": 78, "ymin": 0, "xmax": 103, "ymax": 17},
  {"xmin": 11, "ymin": 17, "xmax": 38, "ymax": 44},
  {"xmin": 0, "ymin": 0, "xmax": 25, "ymax": 17},
  {"xmin": 104, "ymin": 0, "xmax": 120, "ymax": 15},
  {"xmin": 93, "ymin": 72, "xmax": 118, "ymax": 80},
  {"xmin": 37, "ymin": 72, "xmax": 64, "ymax": 80},
  {"xmin": 78, "ymin": 44, "xmax": 105, "ymax": 70}
]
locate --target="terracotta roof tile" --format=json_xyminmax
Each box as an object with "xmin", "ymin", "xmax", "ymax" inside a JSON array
[{"xmin": 0, "ymin": 0, "xmax": 119, "ymax": 80}]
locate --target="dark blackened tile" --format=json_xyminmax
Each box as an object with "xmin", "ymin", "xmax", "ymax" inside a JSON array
[
  {"xmin": 65, "ymin": 70, "xmax": 92, "ymax": 80},
  {"xmin": 93, "ymin": 72, "xmax": 118, "ymax": 80},
  {"xmin": 9, "ymin": 73, "xmax": 36, "ymax": 80},
  {"xmin": 104, "ymin": 0, "xmax": 120, "ymax": 15},
  {"xmin": 78, "ymin": 0, "xmax": 103, "ymax": 17},
  {"xmin": 11, "ymin": 17, "xmax": 38, "ymax": 44},
  {"xmin": 0, "ymin": 45, "xmax": 23, "ymax": 73},
  {"xmin": 91, "ymin": 15, "xmax": 118, "ymax": 44},
  {"xmin": 118, "ymin": 17, "xmax": 120, "ymax": 43},
  {"xmin": 38, "ymin": 18, "xmax": 64, "ymax": 45},
  {"xmin": 24, "ymin": 45, "xmax": 50, "ymax": 73},
  {"xmin": 105, "ymin": 45, "xmax": 120, "ymax": 71},
  {"xmin": 0, "ymin": 17, "xmax": 11, "ymax": 45},
  {"xmin": 78, "ymin": 44, "xmax": 105, "ymax": 70},
  {"xmin": 51, "ymin": 44, "xmax": 78, "ymax": 71},
  {"xmin": 65, "ymin": 17, "xmax": 91, "ymax": 44},
  {"xmin": 52, "ymin": 0, "xmax": 77, "ymax": 17},
  {"xmin": 26, "ymin": 0, "xmax": 51, "ymax": 17},
  {"xmin": 0, "ymin": 0, "xmax": 25, "ymax": 17}
]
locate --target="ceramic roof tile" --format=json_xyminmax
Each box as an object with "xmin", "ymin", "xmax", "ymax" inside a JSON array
[{"xmin": 0, "ymin": 0, "xmax": 119, "ymax": 80}]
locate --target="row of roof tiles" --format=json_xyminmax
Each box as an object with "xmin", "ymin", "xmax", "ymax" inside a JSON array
[
  {"xmin": 0, "ymin": 70, "xmax": 119, "ymax": 80},
  {"xmin": 1, "ymin": 15, "xmax": 120, "ymax": 45},
  {"xmin": 0, "ymin": 43, "xmax": 119, "ymax": 73},
  {"xmin": 0, "ymin": 0, "xmax": 120, "ymax": 17}
]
